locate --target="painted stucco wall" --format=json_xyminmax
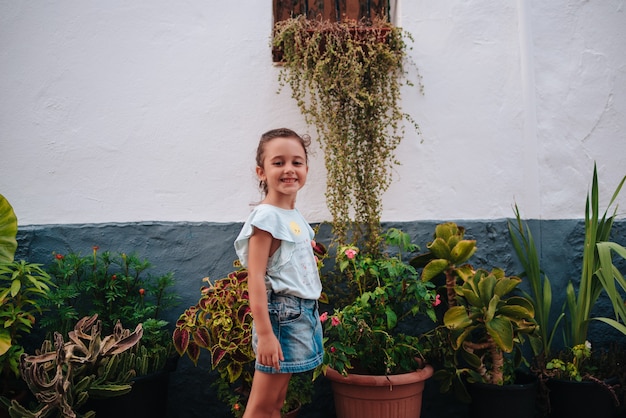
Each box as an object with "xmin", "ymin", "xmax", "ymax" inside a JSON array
[
  {"xmin": 2, "ymin": 1, "xmax": 626, "ymax": 417},
  {"xmin": 1, "ymin": 0, "xmax": 625, "ymax": 225}
]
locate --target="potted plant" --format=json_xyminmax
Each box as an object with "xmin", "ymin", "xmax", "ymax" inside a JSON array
[
  {"xmin": 1, "ymin": 314, "xmax": 143, "ymax": 417},
  {"xmin": 41, "ymin": 247, "xmax": 180, "ymax": 417},
  {"xmin": 415, "ymin": 222, "xmax": 539, "ymax": 418},
  {"xmin": 173, "ymin": 265, "xmax": 315, "ymax": 417},
  {"xmin": 0, "ymin": 194, "xmax": 55, "ymax": 415},
  {"xmin": 273, "ymin": 15, "xmax": 421, "ymax": 254},
  {"xmin": 316, "ymin": 228, "xmax": 438, "ymax": 418},
  {"xmin": 508, "ymin": 164, "xmax": 626, "ymax": 418}
]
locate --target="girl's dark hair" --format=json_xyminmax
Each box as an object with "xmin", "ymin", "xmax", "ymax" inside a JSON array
[{"xmin": 256, "ymin": 128, "xmax": 311, "ymax": 195}]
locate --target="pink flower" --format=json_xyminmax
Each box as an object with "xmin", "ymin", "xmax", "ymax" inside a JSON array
[
  {"xmin": 330, "ymin": 346, "xmax": 336, "ymax": 353},
  {"xmin": 433, "ymin": 294, "xmax": 441, "ymax": 307},
  {"xmin": 331, "ymin": 316, "xmax": 340, "ymax": 327},
  {"xmin": 344, "ymin": 248, "xmax": 357, "ymax": 259},
  {"xmin": 320, "ymin": 312, "xmax": 328, "ymax": 323}
]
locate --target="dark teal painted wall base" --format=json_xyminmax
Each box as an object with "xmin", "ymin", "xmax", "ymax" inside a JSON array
[{"xmin": 14, "ymin": 219, "xmax": 626, "ymax": 418}]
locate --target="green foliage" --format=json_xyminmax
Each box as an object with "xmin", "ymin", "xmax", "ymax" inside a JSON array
[
  {"xmin": 545, "ymin": 341, "xmax": 592, "ymax": 382},
  {"xmin": 565, "ymin": 163, "xmax": 625, "ymax": 347},
  {"xmin": 0, "ymin": 194, "xmax": 17, "ymax": 263},
  {"xmin": 425, "ymin": 268, "xmax": 537, "ymax": 401},
  {"xmin": 41, "ymin": 247, "xmax": 178, "ymax": 377},
  {"xmin": 508, "ymin": 205, "xmax": 565, "ymax": 360},
  {"xmin": 274, "ymin": 16, "xmax": 421, "ymax": 254},
  {"xmin": 415, "ymin": 222, "xmax": 538, "ymax": 404},
  {"xmin": 511, "ymin": 164, "xmax": 626, "ymax": 355},
  {"xmin": 319, "ymin": 229, "xmax": 438, "ymax": 376},
  {"xmin": 411, "ymin": 222, "xmax": 477, "ymax": 308},
  {"xmin": 596, "ymin": 241, "xmax": 626, "ymax": 335},
  {"xmin": 0, "ymin": 260, "xmax": 54, "ymax": 378}
]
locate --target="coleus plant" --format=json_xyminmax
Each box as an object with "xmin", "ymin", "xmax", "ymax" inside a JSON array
[{"xmin": 173, "ymin": 267, "xmax": 254, "ymax": 384}]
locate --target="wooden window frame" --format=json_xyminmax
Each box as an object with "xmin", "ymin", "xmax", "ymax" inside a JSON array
[{"xmin": 273, "ymin": 0, "xmax": 392, "ymax": 25}]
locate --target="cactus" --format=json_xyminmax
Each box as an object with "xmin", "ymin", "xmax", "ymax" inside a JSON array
[{"xmin": 2, "ymin": 314, "xmax": 143, "ymax": 418}]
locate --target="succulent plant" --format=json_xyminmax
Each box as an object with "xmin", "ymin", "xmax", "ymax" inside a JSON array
[
  {"xmin": 2, "ymin": 314, "xmax": 143, "ymax": 418},
  {"xmin": 411, "ymin": 222, "xmax": 477, "ymax": 307}
]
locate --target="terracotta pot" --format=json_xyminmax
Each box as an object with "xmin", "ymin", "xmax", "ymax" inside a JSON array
[
  {"xmin": 281, "ymin": 402, "xmax": 301, "ymax": 418},
  {"xmin": 325, "ymin": 365, "xmax": 434, "ymax": 418}
]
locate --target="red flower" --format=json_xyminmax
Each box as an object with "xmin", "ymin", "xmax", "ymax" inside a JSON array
[
  {"xmin": 55, "ymin": 253, "xmax": 64, "ymax": 260},
  {"xmin": 111, "ymin": 274, "xmax": 117, "ymax": 281},
  {"xmin": 331, "ymin": 316, "xmax": 340, "ymax": 327},
  {"xmin": 139, "ymin": 288, "xmax": 145, "ymax": 296},
  {"xmin": 330, "ymin": 346, "xmax": 336, "ymax": 353},
  {"xmin": 433, "ymin": 294, "xmax": 441, "ymax": 307},
  {"xmin": 319, "ymin": 312, "xmax": 328, "ymax": 323},
  {"xmin": 233, "ymin": 404, "xmax": 240, "ymax": 411},
  {"xmin": 92, "ymin": 246, "xmax": 99, "ymax": 251}
]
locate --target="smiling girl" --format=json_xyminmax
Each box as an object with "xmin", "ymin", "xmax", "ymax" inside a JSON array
[{"xmin": 234, "ymin": 128, "xmax": 323, "ymax": 417}]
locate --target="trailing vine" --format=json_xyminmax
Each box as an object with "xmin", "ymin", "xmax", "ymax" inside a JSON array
[{"xmin": 273, "ymin": 15, "xmax": 420, "ymax": 254}]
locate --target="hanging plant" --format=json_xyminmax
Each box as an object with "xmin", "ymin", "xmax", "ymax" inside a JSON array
[{"xmin": 273, "ymin": 15, "xmax": 421, "ymax": 254}]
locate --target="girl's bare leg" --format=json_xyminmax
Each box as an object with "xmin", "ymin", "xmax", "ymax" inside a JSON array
[{"xmin": 243, "ymin": 370, "xmax": 292, "ymax": 418}]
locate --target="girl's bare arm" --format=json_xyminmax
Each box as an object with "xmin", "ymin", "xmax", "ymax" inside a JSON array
[{"xmin": 247, "ymin": 227, "xmax": 283, "ymax": 370}]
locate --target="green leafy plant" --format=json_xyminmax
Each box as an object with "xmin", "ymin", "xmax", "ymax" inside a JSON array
[
  {"xmin": 43, "ymin": 247, "xmax": 179, "ymax": 376},
  {"xmin": 414, "ymin": 222, "xmax": 539, "ymax": 403},
  {"xmin": 545, "ymin": 341, "xmax": 593, "ymax": 382},
  {"xmin": 510, "ymin": 164, "xmax": 625, "ymax": 352},
  {"xmin": 0, "ymin": 261, "xmax": 54, "ymax": 381},
  {"xmin": 1, "ymin": 314, "xmax": 143, "ymax": 418},
  {"xmin": 318, "ymin": 228, "xmax": 438, "ymax": 377},
  {"xmin": 596, "ymin": 241, "xmax": 626, "ymax": 335},
  {"xmin": 273, "ymin": 16, "xmax": 421, "ymax": 254},
  {"xmin": 0, "ymin": 193, "xmax": 55, "ymax": 409},
  {"xmin": 564, "ymin": 164, "xmax": 626, "ymax": 346},
  {"xmin": 508, "ymin": 205, "xmax": 565, "ymax": 360},
  {"xmin": 410, "ymin": 222, "xmax": 477, "ymax": 308},
  {"xmin": 425, "ymin": 267, "xmax": 538, "ymax": 402}
]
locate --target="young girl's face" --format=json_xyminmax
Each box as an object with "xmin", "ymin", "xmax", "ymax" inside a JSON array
[{"xmin": 257, "ymin": 136, "xmax": 308, "ymax": 200}]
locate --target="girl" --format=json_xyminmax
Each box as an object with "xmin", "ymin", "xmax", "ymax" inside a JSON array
[{"xmin": 234, "ymin": 128, "xmax": 323, "ymax": 418}]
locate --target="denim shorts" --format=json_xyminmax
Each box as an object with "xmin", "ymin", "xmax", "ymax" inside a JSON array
[{"xmin": 252, "ymin": 291, "xmax": 324, "ymax": 374}]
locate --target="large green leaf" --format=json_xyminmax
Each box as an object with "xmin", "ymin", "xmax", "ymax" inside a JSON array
[
  {"xmin": 493, "ymin": 276, "xmax": 521, "ymax": 298},
  {"xmin": 486, "ymin": 316, "xmax": 514, "ymax": 352},
  {"xmin": 426, "ymin": 238, "xmax": 451, "ymax": 260},
  {"xmin": 450, "ymin": 240, "xmax": 477, "ymax": 264},
  {"xmin": 477, "ymin": 272, "xmax": 496, "ymax": 307},
  {"xmin": 443, "ymin": 305, "xmax": 473, "ymax": 330},
  {"xmin": 421, "ymin": 258, "xmax": 449, "ymax": 282},
  {"xmin": 0, "ymin": 194, "xmax": 18, "ymax": 263}
]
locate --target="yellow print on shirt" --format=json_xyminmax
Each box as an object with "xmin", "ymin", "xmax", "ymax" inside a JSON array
[{"xmin": 289, "ymin": 221, "xmax": 301, "ymax": 236}]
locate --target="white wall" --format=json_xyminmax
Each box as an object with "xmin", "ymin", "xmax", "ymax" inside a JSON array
[{"xmin": 1, "ymin": 0, "xmax": 625, "ymax": 225}]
